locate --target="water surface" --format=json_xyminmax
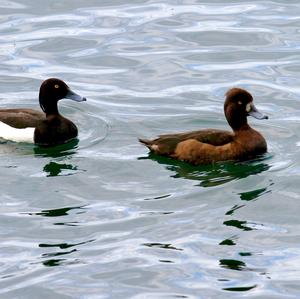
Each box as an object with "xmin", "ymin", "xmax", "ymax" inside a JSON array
[{"xmin": 0, "ymin": 0, "xmax": 300, "ymax": 298}]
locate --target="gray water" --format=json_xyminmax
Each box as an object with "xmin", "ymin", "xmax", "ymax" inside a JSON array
[{"xmin": 0, "ymin": 0, "xmax": 300, "ymax": 298}]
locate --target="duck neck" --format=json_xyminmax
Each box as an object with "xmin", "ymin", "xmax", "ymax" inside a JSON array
[
  {"xmin": 228, "ymin": 115, "xmax": 249, "ymax": 132},
  {"xmin": 39, "ymin": 96, "xmax": 59, "ymax": 116},
  {"xmin": 234, "ymin": 123, "xmax": 251, "ymax": 132}
]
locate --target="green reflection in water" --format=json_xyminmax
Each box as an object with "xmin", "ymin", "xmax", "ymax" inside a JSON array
[
  {"xmin": 225, "ymin": 204, "xmax": 245, "ymax": 216},
  {"xmin": 40, "ymin": 241, "xmax": 94, "ymax": 267},
  {"xmin": 219, "ymin": 238, "xmax": 236, "ymax": 246},
  {"xmin": 43, "ymin": 259, "xmax": 64, "ymax": 267},
  {"xmin": 34, "ymin": 138, "xmax": 79, "ymax": 158},
  {"xmin": 239, "ymin": 187, "xmax": 270, "ymax": 201},
  {"xmin": 144, "ymin": 194, "xmax": 171, "ymax": 201},
  {"xmin": 223, "ymin": 220, "xmax": 253, "ymax": 231},
  {"xmin": 159, "ymin": 260, "xmax": 175, "ymax": 263},
  {"xmin": 223, "ymin": 285, "xmax": 257, "ymax": 292},
  {"xmin": 42, "ymin": 249, "xmax": 77, "ymax": 258},
  {"xmin": 42, "ymin": 258, "xmax": 81, "ymax": 267},
  {"xmin": 43, "ymin": 161, "xmax": 78, "ymax": 177},
  {"xmin": 239, "ymin": 252, "xmax": 252, "ymax": 257},
  {"xmin": 225, "ymin": 184, "xmax": 272, "ymax": 216},
  {"xmin": 141, "ymin": 153, "xmax": 270, "ymax": 187},
  {"xmin": 29, "ymin": 206, "xmax": 84, "ymax": 217},
  {"xmin": 143, "ymin": 242, "xmax": 183, "ymax": 251},
  {"xmin": 39, "ymin": 239, "xmax": 94, "ymax": 249},
  {"xmin": 219, "ymin": 259, "xmax": 246, "ymax": 271}
]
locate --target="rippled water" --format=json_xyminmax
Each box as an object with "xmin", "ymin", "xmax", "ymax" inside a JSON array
[{"xmin": 0, "ymin": 0, "xmax": 300, "ymax": 298}]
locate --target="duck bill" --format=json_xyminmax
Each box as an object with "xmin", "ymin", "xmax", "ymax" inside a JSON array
[
  {"xmin": 65, "ymin": 89, "xmax": 87, "ymax": 102},
  {"xmin": 247, "ymin": 102, "xmax": 268, "ymax": 120}
]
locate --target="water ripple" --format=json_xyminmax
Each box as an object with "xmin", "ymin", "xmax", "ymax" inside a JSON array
[{"xmin": 0, "ymin": 1, "xmax": 300, "ymax": 298}]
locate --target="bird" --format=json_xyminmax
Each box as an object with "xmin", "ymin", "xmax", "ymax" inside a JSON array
[
  {"xmin": 0, "ymin": 78, "xmax": 86, "ymax": 146},
  {"xmin": 139, "ymin": 88, "xmax": 268, "ymax": 165}
]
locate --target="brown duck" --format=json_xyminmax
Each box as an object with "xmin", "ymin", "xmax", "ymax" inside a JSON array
[{"xmin": 139, "ymin": 88, "xmax": 268, "ymax": 165}]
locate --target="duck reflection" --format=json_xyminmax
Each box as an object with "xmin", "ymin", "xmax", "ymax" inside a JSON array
[
  {"xmin": 218, "ymin": 179, "xmax": 273, "ymax": 284},
  {"xmin": 220, "ymin": 259, "xmax": 247, "ymax": 271},
  {"xmin": 39, "ymin": 240, "xmax": 93, "ymax": 249},
  {"xmin": 143, "ymin": 242, "xmax": 183, "ymax": 251},
  {"xmin": 42, "ymin": 256, "xmax": 81, "ymax": 267},
  {"xmin": 222, "ymin": 181, "xmax": 273, "ymax": 235},
  {"xmin": 38, "ymin": 232, "xmax": 94, "ymax": 267},
  {"xmin": 34, "ymin": 139, "xmax": 81, "ymax": 177},
  {"xmin": 43, "ymin": 259, "xmax": 65, "ymax": 267},
  {"xmin": 34, "ymin": 138, "xmax": 79, "ymax": 158},
  {"xmin": 142, "ymin": 153, "xmax": 270, "ymax": 187},
  {"xmin": 43, "ymin": 161, "xmax": 78, "ymax": 177},
  {"xmin": 223, "ymin": 219, "xmax": 253, "ymax": 231},
  {"xmin": 219, "ymin": 257, "xmax": 267, "ymax": 291},
  {"xmin": 28, "ymin": 205, "xmax": 84, "ymax": 218},
  {"xmin": 222, "ymin": 285, "xmax": 257, "ymax": 292},
  {"xmin": 40, "ymin": 239, "xmax": 94, "ymax": 267},
  {"xmin": 141, "ymin": 153, "xmax": 273, "ymax": 286},
  {"xmin": 239, "ymin": 187, "xmax": 271, "ymax": 201}
]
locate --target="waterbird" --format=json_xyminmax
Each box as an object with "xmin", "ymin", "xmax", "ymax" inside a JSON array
[
  {"xmin": 0, "ymin": 78, "xmax": 86, "ymax": 146},
  {"xmin": 139, "ymin": 88, "xmax": 268, "ymax": 164}
]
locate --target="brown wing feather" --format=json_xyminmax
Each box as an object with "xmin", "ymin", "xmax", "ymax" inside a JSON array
[
  {"xmin": 0, "ymin": 109, "xmax": 45, "ymax": 128},
  {"xmin": 140, "ymin": 129, "xmax": 234, "ymax": 155}
]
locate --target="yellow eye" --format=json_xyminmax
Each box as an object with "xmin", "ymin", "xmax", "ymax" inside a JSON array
[{"xmin": 54, "ymin": 84, "xmax": 59, "ymax": 89}]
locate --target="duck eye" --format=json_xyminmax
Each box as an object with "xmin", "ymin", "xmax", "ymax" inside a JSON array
[
  {"xmin": 54, "ymin": 84, "xmax": 59, "ymax": 89},
  {"xmin": 238, "ymin": 101, "xmax": 242, "ymax": 105}
]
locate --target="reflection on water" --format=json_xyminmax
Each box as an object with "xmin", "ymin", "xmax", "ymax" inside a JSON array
[
  {"xmin": 222, "ymin": 285, "xmax": 257, "ymax": 292},
  {"xmin": 220, "ymin": 259, "xmax": 246, "ymax": 271},
  {"xmin": 225, "ymin": 204, "xmax": 245, "ymax": 216},
  {"xmin": 40, "ymin": 239, "xmax": 94, "ymax": 267},
  {"xmin": 219, "ymin": 238, "xmax": 236, "ymax": 246},
  {"xmin": 42, "ymin": 258, "xmax": 81, "ymax": 267},
  {"xmin": 43, "ymin": 161, "xmax": 79, "ymax": 177},
  {"xmin": 28, "ymin": 206, "xmax": 84, "ymax": 217},
  {"xmin": 239, "ymin": 187, "xmax": 271, "ymax": 201},
  {"xmin": 143, "ymin": 153, "xmax": 270, "ymax": 187},
  {"xmin": 143, "ymin": 242, "xmax": 183, "ymax": 251},
  {"xmin": 1, "ymin": 0, "xmax": 300, "ymax": 297},
  {"xmin": 42, "ymin": 248, "xmax": 77, "ymax": 258},
  {"xmin": 39, "ymin": 240, "xmax": 94, "ymax": 249},
  {"xmin": 223, "ymin": 219, "xmax": 253, "ymax": 231},
  {"xmin": 43, "ymin": 259, "xmax": 65, "ymax": 267},
  {"xmin": 33, "ymin": 138, "xmax": 79, "ymax": 158},
  {"xmin": 33, "ymin": 139, "xmax": 83, "ymax": 177}
]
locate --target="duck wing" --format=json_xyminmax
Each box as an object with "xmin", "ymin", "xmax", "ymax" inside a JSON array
[
  {"xmin": 0, "ymin": 109, "xmax": 45, "ymax": 128},
  {"xmin": 139, "ymin": 129, "xmax": 234, "ymax": 155}
]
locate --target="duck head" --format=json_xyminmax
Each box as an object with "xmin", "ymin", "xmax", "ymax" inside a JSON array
[
  {"xmin": 224, "ymin": 88, "xmax": 268, "ymax": 131},
  {"xmin": 39, "ymin": 78, "xmax": 87, "ymax": 115}
]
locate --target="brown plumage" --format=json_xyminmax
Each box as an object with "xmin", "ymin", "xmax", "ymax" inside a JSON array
[
  {"xmin": 139, "ymin": 88, "xmax": 268, "ymax": 165},
  {"xmin": 0, "ymin": 109, "xmax": 45, "ymax": 128},
  {"xmin": 0, "ymin": 78, "xmax": 86, "ymax": 146}
]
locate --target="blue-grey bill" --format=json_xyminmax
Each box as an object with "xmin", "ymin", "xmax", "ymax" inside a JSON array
[
  {"xmin": 65, "ymin": 89, "xmax": 87, "ymax": 102},
  {"xmin": 248, "ymin": 103, "xmax": 268, "ymax": 120}
]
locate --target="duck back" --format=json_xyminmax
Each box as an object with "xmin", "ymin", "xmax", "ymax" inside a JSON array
[
  {"xmin": 140, "ymin": 129, "xmax": 234, "ymax": 156},
  {"xmin": 0, "ymin": 109, "xmax": 45, "ymax": 128}
]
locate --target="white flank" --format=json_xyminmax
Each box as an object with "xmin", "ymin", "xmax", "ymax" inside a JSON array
[{"xmin": 0, "ymin": 121, "xmax": 35, "ymax": 143}]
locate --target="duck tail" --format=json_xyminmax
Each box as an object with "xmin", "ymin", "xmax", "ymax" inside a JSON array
[{"xmin": 139, "ymin": 138, "xmax": 152, "ymax": 149}]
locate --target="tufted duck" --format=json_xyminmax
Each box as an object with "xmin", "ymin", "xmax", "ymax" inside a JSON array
[
  {"xmin": 0, "ymin": 78, "xmax": 86, "ymax": 146},
  {"xmin": 139, "ymin": 88, "xmax": 268, "ymax": 165}
]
